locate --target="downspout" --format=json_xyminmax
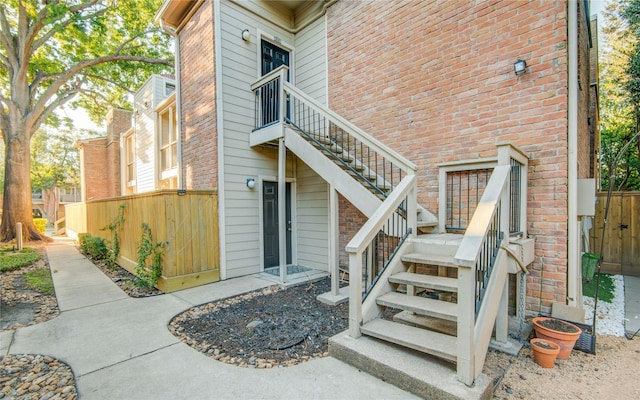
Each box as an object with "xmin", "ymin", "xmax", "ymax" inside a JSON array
[
  {"xmin": 567, "ymin": 0, "xmax": 580, "ymax": 307},
  {"xmin": 159, "ymin": 20, "xmax": 183, "ymax": 190}
]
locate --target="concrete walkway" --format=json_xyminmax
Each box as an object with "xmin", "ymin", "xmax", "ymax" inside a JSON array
[
  {"xmin": 3, "ymin": 242, "xmax": 417, "ymax": 399},
  {"xmin": 625, "ymin": 275, "xmax": 640, "ymax": 337}
]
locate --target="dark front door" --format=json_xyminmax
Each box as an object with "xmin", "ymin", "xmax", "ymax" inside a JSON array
[
  {"xmin": 260, "ymin": 40, "xmax": 290, "ymax": 126},
  {"xmin": 262, "ymin": 40, "xmax": 289, "ymax": 76},
  {"xmin": 263, "ymin": 181, "xmax": 292, "ymax": 269}
]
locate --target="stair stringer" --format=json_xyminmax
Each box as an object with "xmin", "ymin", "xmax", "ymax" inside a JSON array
[
  {"xmin": 284, "ymin": 127, "xmax": 381, "ymax": 217},
  {"xmin": 360, "ymin": 240, "xmax": 415, "ymax": 325},
  {"xmin": 472, "ymin": 248, "xmax": 509, "ymax": 375}
]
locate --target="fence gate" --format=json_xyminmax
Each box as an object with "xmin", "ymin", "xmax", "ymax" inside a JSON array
[{"xmin": 591, "ymin": 192, "xmax": 640, "ymax": 276}]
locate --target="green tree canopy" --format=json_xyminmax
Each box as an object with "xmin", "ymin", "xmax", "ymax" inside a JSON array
[
  {"xmin": 0, "ymin": 0, "xmax": 173, "ymax": 241},
  {"xmin": 600, "ymin": 0, "xmax": 640, "ymax": 190}
]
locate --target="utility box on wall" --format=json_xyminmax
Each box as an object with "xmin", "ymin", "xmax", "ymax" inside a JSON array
[{"xmin": 577, "ymin": 179, "xmax": 596, "ymax": 216}]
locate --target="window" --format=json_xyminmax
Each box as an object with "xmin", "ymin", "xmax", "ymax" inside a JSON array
[
  {"xmin": 124, "ymin": 130, "xmax": 136, "ymax": 192},
  {"xmin": 165, "ymin": 83, "xmax": 175, "ymax": 96},
  {"xmin": 156, "ymin": 95, "xmax": 178, "ymax": 189}
]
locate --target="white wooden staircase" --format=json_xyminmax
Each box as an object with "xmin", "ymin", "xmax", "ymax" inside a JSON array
[{"xmin": 250, "ymin": 66, "xmax": 531, "ymax": 399}]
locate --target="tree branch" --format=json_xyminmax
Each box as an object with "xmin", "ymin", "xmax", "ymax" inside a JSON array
[
  {"xmin": 30, "ymin": 91, "xmax": 79, "ymax": 138},
  {"xmin": 28, "ymin": 53, "xmax": 172, "ymax": 128},
  {"xmin": 79, "ymin": 72, "xmax": 136, "ymax": 94},
  {"xmin": 31, "ymin": 1, "xmax": 106, "ymax": 55},
  {"xmin": 0, "ymin": 2, "xmax": 18, "ymax": 69}
]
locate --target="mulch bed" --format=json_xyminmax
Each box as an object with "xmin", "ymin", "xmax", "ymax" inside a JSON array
[
  {"xmin": 86, "ymin": 256, "xmax": 163, "ymax": 298},
  {"xmin": 169, "ymin": 277, "xmax": 349, "ymax": 368}
]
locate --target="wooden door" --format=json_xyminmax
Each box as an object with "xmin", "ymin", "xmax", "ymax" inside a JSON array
[{"xmin": 621, "ymin": 193, "xmax": 640, "ymax": 276}]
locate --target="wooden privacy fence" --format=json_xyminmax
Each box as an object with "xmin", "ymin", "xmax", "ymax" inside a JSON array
[
  {"xmin": 65, "ymin": 190, "xmax": 220, "ymax": 292},
  {"xmin": 590, "ymin": 191, "xmax": 640, "ymax": 276}
]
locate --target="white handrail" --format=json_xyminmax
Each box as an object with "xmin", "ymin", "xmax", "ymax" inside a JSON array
[
  {"xmin": 453, "ymin": 165, "xmax": 511, "ymax": 268},
  {"xmin": 346, "ymin": 175, "xmax": 416, "ymax": 254},
  {"xmin": 250, "ymin": 65, "xmax": 288, "ymax": 91}
]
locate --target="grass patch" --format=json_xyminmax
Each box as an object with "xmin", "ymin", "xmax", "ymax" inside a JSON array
[
  {"xmin": 22, "ymin": 268, "xmax": 54, "ymax": 295},
  {"xmin": 0, "ymin": 247, "xmax": 41, "ymax": 273},
  {"xmin": 583, "ymin": 273, "xmax": 616, "ymax": 303}
]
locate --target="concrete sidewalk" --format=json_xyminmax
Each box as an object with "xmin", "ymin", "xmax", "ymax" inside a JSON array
[{"xmin": 3, "ymin": 242, "xmax": 417, "ymax": 399}]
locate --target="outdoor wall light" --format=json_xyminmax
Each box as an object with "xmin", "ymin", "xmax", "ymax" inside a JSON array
[
  {"xmin": 242, "ymin": 29, "xmax": 251, "ymax": 42},
  {"xmin": 246, "ymin": 178, "xmax": 256, "ymax": 189},
  {"xmin": 514, "ymin": 59, "xmax": 527, "ymax": 76}
]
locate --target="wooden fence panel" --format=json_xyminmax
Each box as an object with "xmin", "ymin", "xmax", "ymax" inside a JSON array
[
  {"xmin": 591, "ymin": 192, "xmax": 640, "ymax": 276},
  {"xmin": 70, "ymin": 191, "xmax": 219, "ymax": 292}
]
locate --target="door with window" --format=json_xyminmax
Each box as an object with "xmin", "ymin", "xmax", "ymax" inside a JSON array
[
  {"xmin": 263, "ymin": 181, "xmax": 292, "ymax": 269},
  {"xmin": 260, "ymin": 40, "xmax": 290, "ymax": 126}
]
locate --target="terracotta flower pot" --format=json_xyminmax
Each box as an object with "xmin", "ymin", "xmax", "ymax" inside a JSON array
[
  {"xmin": 532, "ymin": 317, "xmax": 582, "ymax": 359},
  {"xmin": 530, "ymin": 338, "xmax": 561, "ymax": 368}
]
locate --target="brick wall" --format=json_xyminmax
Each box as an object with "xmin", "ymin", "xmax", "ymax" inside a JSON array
[
  {"xmin": 577, "ymin": 0, "xmax": 592, "ymax": 180},
  {"xmin": 105, "ymin": 109, "xmax": 132, "ymax": 198},
  {"xmin": 179, "ymin": 0, "xmax": 218, "ymax": 190},
  {"xmin": 327, "ymin": 0, "xmax": 573, "ymax": 313},
  {"xmin": 79, "ymin": 138, "xmax": 109, "ymax": 201}
]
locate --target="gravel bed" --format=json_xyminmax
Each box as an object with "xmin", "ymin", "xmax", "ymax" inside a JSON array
[{"xmin": 0, "ymin": 355, "xmax": 77, "ymax": 400}]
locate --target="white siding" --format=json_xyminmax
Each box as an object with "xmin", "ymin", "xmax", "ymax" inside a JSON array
[
  {"xmin": 294, "ymin": 16, "xmax": 327, "ymax": 103},
  {"xmin": 295, "ymin": 159, "xmax": 329, "ymax": 270},
  {"xmin": 219, "ymin": 0, "xmax": 329, "ymax": 278},
  {"xmin": 133, "ymin": 78, "xmax": 155, "ymax": 193},
  {"xmin": 132, "ymin": 75, "xmax": 175, "ymax": 193}
]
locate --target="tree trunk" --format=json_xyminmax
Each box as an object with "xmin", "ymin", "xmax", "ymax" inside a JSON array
[{"xmin": 0, "ymin": 128, "xmax": 45, "ymax": 242}]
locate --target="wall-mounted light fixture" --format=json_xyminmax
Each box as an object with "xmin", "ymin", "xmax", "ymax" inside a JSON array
[
  {"xmin": 241, "ymin": 29, "xmax": 251, "ymax": 42},
  {"xmin": 514, "ymin": 59, "xmax": 527, "ymax": 76},
  {"xmin": 246, "ymin": 178, "xmax": 256, "ymax": 189}
]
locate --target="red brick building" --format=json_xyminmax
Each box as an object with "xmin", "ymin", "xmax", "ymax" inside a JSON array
[{"xmin": 153, "ymin": 0, "xmax": 597, "ymax": 390}]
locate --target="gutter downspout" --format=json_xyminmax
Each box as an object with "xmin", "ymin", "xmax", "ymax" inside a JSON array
[
  {"xmin": 567, "ymin": 0, "xmax": 580, "ymax": 307},
  {"xmin": 159, "ymin": 20, "xmax": 183, "ymax": 190}
]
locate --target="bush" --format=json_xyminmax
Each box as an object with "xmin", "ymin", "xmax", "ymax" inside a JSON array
[
  {"xmin": 83, "ymin": 235, "xmax": 108, "ymax": 260},
  {"xmin": 33, "ymin": 218, "xmax": 47, "ymax": 234},
  {"xmin": 0, "ymin": 247, "xmax": 41, "ymax": 273},
  {"xmin": 78, "ymin": 233, "xmax": 90, "ymax": 253}
]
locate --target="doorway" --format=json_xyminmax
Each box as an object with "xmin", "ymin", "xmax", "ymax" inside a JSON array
[{"xmin": 263, "ymin": 181, "xmax": 292, "ymax": 270}]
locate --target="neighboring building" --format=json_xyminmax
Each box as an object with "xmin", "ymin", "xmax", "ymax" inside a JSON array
[
  {"xmin": 71, "ymin": 0, "xmax": 599, "ymax": 393},
  {"xmin": 76, "ymin": 75, "xmax": 176, "ymax": 200}
]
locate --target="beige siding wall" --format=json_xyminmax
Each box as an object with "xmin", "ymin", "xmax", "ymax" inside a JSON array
[
  {"xmin": 295, "ymin": 159, "xmax": 329, "ymax": 270},
  {"xmin": 219, "ymin": 0, "xmax": 329, "ymax": 278},
  {"xmin": 133, "ymin": 77, "xmax": 156, "ymax": 193},
  {"xmin": 132, "ymin": 75, "xmax": 176, "ymax": 193},
  {"xmin": 294, "ymin": 16, "xmax": 327, "ymax": 102}
]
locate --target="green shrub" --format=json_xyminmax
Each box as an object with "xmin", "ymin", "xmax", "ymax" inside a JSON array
[
  {"xmin": 33, "ymin": 218, "xmax": 47, "ymax": 234},
  {"xmin": 84, "ymin": 236, "xmax": 108, "ymax": 260},
  {"xmin": 135, "ymin": 223, "xmax": 164, "ymax": 290},
  {"xmin": 78, "ymin": 233, "xmax": 90, "ymax": 253},
  {"xmin": 0, "ymin": 247, "xmax": 41, "ymax": 273}
]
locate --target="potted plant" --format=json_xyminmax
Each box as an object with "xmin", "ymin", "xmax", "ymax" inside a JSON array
[
  {"xmin": 530, "ymin": 338, "xmax": 561, "ymax": 368},
  {"xmin": 532, "ymin": 317, "xmax": 582, "ymax": 359}
]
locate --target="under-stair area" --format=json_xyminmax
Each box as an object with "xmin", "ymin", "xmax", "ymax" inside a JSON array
[{"xmin": 250, "ymin": 66, "xmax": 534, "ymax": 399}]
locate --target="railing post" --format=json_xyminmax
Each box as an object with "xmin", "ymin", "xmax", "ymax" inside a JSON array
[
  {"xmin": 348, "ymin": 250, "xmax": 363, "ymax": 338},
  {"xmin": 329, "ymin": 185, "xmax": 340, "ymax": 296},
  {"xmin": 278, "ymin": 68, "xmax": 286, "ymax": 124},
  {"xmin": 407, "ymin": 178, "xmax": 417, "ymax": 237},
  {"xmin": 456, "ymin": 264, "xmax": 475, "ymax": 386}
]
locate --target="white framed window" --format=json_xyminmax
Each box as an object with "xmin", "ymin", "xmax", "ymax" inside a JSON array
[
  {"xmin": 123, "ymin": 129, "xmax": 136, "ymax": 193},
  {"xmin": 156, "ymin": 93, "xmax": 178, "ymax": 189}
]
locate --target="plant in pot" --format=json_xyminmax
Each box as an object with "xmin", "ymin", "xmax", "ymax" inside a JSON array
[
  {"xmin": 530, "ymin": 338, "xmax": 561, "ymax": 368},
  {"xmin": 532, "ymin": 317, "xmax": 582, "ymax": 359}
]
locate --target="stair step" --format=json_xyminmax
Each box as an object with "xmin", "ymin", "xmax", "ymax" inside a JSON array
[
  {"xmin": 377, "ymin": 292, "xmax": 457, "ymax": 321},
  {"xmin": 389, "ymin": 272, "xmax": 458, "ymax": 292},
  {"xmin": 361, "ymin": 319, "xmax": 457, "ymax": 362},
  {"xmin": 401, "ymin": 252, "xmax": 458, "ymax": 267},
  {"xmin": 393, "ymin": 310, "xmax": 458, "ymax": 336}
]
